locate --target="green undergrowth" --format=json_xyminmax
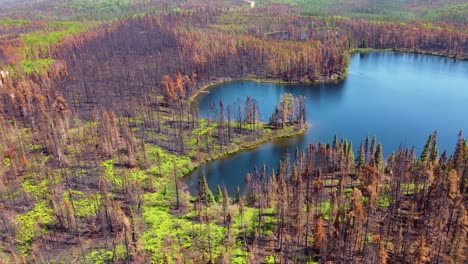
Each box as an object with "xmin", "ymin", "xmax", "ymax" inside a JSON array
[
  {"xmin": 401, "ymin": 183, "xmax": 424, "ymax": 195},
  {"xmin": 139, "ymin": 119, "xmax": 306, "ymax": 261},
  {"xmin": 63, "ymin": 190, "xmax": 101, "ymax": 218},
  {"xmin": 142, "ymin": 204, "xmax": 226, "ymax": 263},
  {"xmin": 16, "ymin": 201, "xmax": 54, "ymax": 255},
  {"xmin": 147, "ymin": 145, "xmax": 193, "ymax": 177},
  {"xmin": 319, "ymin": 200, "xmax": 331, "ymax": 221},
  {"xmin": 265, "ymin": 255, "xmax": 317, "ymax": 264},
  {"xmin": 21, "ymin": 21, "xmax": 86, "ymax": 53},
  {"xmin": 84, "ymin": 249, "xmax": 114, "ymax": 263},
  {"xmin": 377, "ymin": 195, "xmax": 391, "ymax": 208},
  {"xmin": 0, "ymin": 19, "xmax": 31, "ymax": 26},
  {"xmin": 19, "ymin": 58, "xmax": 55, "ymax": 75},
  {"xmin": 142, "ymin": 191, "xmax": 276, "ymax": 262},
  {"xmin": 12, "ymin": 21, "xmax": 88, "ymax": 75},
  {"xmin": 22, "ymin": 177, "xmax": 57, "ymax": 200},
  {"xmin": 101, "ymin": 160, "xmax": 123, "ymax": 189},
  {"xmin": 84, "ymin": 243, "xmax": 127, "ymax": 263}
]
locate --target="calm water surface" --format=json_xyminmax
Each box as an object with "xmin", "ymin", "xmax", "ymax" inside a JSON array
[{"xmin": 183, "ymin": 52, "xmax": 468, "ymax": 195}]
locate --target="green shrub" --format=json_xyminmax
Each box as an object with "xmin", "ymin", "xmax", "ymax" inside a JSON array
[{"xmin": 16, "ymin": 201, "xmax": 54, "ymax": 255}]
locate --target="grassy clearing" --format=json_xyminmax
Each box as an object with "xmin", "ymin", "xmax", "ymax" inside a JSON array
[
  {"xmin": 6, "ymin": 21, "xmax": 88, "ymax": 75},
  {"xmin": 21, "ymin": 21, "xmax": 86, "ymax": 58},
  {"xmin": 0, "ymin": 19, "xmax": 30, "ymax": 27},
  {"xmin": 19, "ymin": 58, "xmax": 55, "ymax": 74}
]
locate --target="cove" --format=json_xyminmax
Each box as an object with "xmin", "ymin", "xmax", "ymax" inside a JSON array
[{"xmin": 183, "ymin": 52, "xmax": 468, "ymax": 195}]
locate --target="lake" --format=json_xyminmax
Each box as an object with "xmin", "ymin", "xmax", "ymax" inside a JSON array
[{"xmin": 183, "ymin": 52, "xmax": 468, "ymax": 195}]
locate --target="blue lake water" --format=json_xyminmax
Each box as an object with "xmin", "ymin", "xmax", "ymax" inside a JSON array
[{"xmin": 183, "ymin": 52, "xmax": 468, "ymax": 195}]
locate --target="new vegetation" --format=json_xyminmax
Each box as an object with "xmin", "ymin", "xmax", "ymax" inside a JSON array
[{"xmin": 0, "ymin": 0, "xmax": 466, "ymax": 263}]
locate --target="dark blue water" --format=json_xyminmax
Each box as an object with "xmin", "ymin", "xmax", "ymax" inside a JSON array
[{"xmin": 183, "ymin": 52, "xmax": 468, "ymax": 195}]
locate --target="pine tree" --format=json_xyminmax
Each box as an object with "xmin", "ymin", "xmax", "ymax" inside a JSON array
[
  {"xmin": 222, "ymin": 186, "xmax": 230, "ymax": 226},
  {"xmin": 388, "ymin": 152, "xmax": 395, "ymax": 170},
  {"xmin": 215, "ymin": 185, "xmax": 223, "ymax": 203},
  {"xmin": 333, "ymin": 134, "xmax": 339, "ymax": 150},
  {"xmin": 375, "ymin": 143, "xmax": 383, "ymax": 171},
  {"xmin": 198, "ymin": 175, "xmax": 215, "ymax": 205},
  {"xmin": 431, "ymin": 145, "xmax": 439, "ymax": 163},
  {"xmin": 348, "ymin": 141, "xmax": 355, "ymax": 169},
  {"xmin": 370, "ymin": 135, "xmax": 377, "ymax": 161},
  {"xmin": 234, "ymin": 186, "xmax": 241, "ymax": 203},
  {"xmin": 364, "ymin": 135, "xmax": 370, "ymax": 163},
  {"xmin": 358, "ymin": 143, "xmax": 366, "ymax": 168},
  {"xmin": 430, "ymin": 131, "xmax": 439, "ymax": 162},
  {"xmin": 453, "ymin": 130, "xmax": 465, "ymax": 170},
  {"xmin": 418, "ymin": 134, "xmax": 433, "ymax": 165}
]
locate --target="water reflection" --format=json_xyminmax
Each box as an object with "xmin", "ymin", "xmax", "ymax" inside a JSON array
[{"xmin": 183, "ymin": 52, "xmax": 468, "ymax": 195}]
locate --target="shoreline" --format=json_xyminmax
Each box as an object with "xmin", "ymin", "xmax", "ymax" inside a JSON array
[
  {"xmin": 350, "ymin": 47, "xmax": 467, "ymax": 60},
  {"xmin": 189, "ymin": 49, "xmax": 466, "ymax": 103},
  {"xmin": 181, "ymin": 125, "xmax": 308, "ymax": 178},
  {"xmin": 188, "ymin": 76, "xmax": 344, "ymax": 102},
  {"xmin": 183, "ymin": 49, "xmax": 464, "ymax": 179}
]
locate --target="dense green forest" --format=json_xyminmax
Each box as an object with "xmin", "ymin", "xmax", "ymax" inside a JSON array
[{"xmin": 0, "ymin": 0, "xmax": 466, "ymax": 263}]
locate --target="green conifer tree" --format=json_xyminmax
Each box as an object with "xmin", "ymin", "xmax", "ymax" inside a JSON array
[
  {"xmin": 358, "ymin": 143, "xmax": 365, "ymax": 168},
  {"xmin": 198, "ymin": 174, "xmax": 215, "ymax": 205},
  {"xmin": 371, "ymin": 136, "xmax": 377, "ymax": 158},
  {"xmin": 418, "ymin": 134, "xmax": 433, "ymax": 165},
  {"xmin": 333, "ymin": 135, "xmax": 339, "ymax": 150},
  {"xmin": 348, "ymin": 141, "xmax": 355, "ymax": 168},
  {"xmin": 375, "ymin": 143, "xmax": 383, "ymax": 171},
  {"xmin": 453, "ymin": 130, "xmax": 465, "ymax": 169},
  {"xmin": 234, "ymin": 186, "xmax": 241, "ymax": 203},
  {"xmin": 430, "ymin": 131, "xmax": 439, "ymax": 163},
  {"xmin": 364, "ymin": 135, "xmax": 370, "ymax": 163},
  {"xmin": 215, "ymin": 185, "xmax": 223, "ymax": 203}
]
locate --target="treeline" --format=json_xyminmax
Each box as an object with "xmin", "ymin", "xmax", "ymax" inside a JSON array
[
  {"xmin": 220, "ymin": 131, "xmax": 467, "ymax": 263},
  {"xmin": 45, "ymin": 10, "xmax": 467, "ymax": 118},
  {"xmin": 343, "ymin": 19, "xmax": 468, "ymax": 58},
  {"xmin": 3, "ymin": 9, "xmax": 464, "ymax": 120},
  {"xmin": 48, "ymin": 12, "xmax": 348, "ymax": 116}
]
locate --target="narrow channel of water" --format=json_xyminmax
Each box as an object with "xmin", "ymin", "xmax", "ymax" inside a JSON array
[{"xmin": 183, "ymin": 52, "xmax": 468, "ymax": 195}]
